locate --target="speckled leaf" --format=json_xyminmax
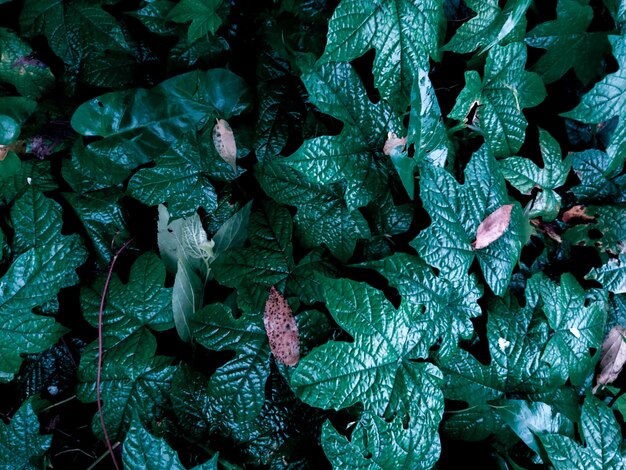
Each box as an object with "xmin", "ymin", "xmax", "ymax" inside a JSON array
[{"xmin": 264, "ymin": 287, "xmax": 299, "ymax": 366}]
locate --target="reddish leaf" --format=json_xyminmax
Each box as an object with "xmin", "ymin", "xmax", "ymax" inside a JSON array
[
  {"xmin": 593, "ymin": 326, "xmax": 626, "ymax": 393},
  {"xmin": 264, "ymin": 286, "xmax": 300, "ymax": 366},
  {"xmin": 472, "ymin": 204, "xmax": 513, "ymax": 250},
  {"xmin": 562, "ymin": 205, "xmax": 594, "ymax": 223},
  {"xmin": 383, "ymin": 131, "xmax": 407, "ymax": 156}
]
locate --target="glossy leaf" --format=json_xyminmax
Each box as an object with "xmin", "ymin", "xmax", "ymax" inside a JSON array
[{"xmin": 0, "ymin": 400, "xmax": 51, "ymax": 469}]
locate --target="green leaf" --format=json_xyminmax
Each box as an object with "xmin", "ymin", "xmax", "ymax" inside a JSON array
[
  {"xmin": 539, "ymin": 395, "xmax": 624, "ymax": 470},
  {"xmin": 571, "ymin": 149, "xmax": 626, "ymax": 203},
  {"xmin": 0, "ymin": 28, "xmax": 54, "ymax": 99},
  {"xmin": 292, "ymin": 277, "xmax": 443, "ymax": 466},
  {"xmin": 0, "ymin": 115, "xmax": 20, "ymax": 145},
  {"xmin": 167, "ymin": 0, "xmax": 225, "ymax": 43},
  {"xmin": 410, "ymin": 146, "xmax": 524, "ymax": 295},
  {"xmin": 0, "ymin": 400, "xmax": 51, "ymax": 469},
  {"xmin": 500, "ymin": 129, "xmax": 570, "ymax": 221},
  {"xmin": 449, "ymin": 42, "xmax": 546, "ymax": 158},
  {"xmin": 563, "ymin": 204, "xmax": 626, "ymax": 254},
  {"xmin": 77, "ymin": 329, "xmax": 175, "ymax": 439},
  {"xmin": 212, "ymin": 202, "xmax": 293, "ymax": 312},
  {"xmin": 563, "ymin": 34, "xmax": 626, "ymax": 124},
  {"xmin": 123, "ymin": 420, "xmax": 218, "ymax": 470},
  {"xmin": 408, "ymin": 68, "xmax": 451, "ymax": 168},
  {"xmin": 256, "ymin": 159, "xmax": 371, "ymax": 262},
  {"xmin": 525, "ymin": 0, "xmax": 610, "ymax": 85},
  {"xmin": 1, "ymin": 190, "xmax": 86, "ymax": 382},
  {"xmin": 586, "ymin": 255, "xmax": 626, "ymax": 294},
  {"xmin": 443, "ymin": 0, "xmax": 531, "ymax": 54},
  {"xmin": 0, "ymin": 157, "xmax": 56, "ymax": 205},
  {"xmin": 80, "ymin": 252, "xmax": 173, "ymax": 344},
  {"xmin": 359, "ymin": 252, "xmax": 482, "ymax": 359},
  {"xmin": 20, "ymin": 0, "xmax": 130, "ymax": 68},
  {"xmin": 319, "ymin": 0, "xmax": 445, "ymax": 109},
  {"xmin": 71, "ymin": 68, "xmax": 252, "ymax": 165},
  {"xmin": 127, "ymin": 135, "xmax": 218, "ymax": 218},
  {"xmin": 285, "ymin": 62, "xmax": 402, "ymax": 209},
  {"xmin": 191, "ymin": 304, "xmax": 271, "ymax": 429}
]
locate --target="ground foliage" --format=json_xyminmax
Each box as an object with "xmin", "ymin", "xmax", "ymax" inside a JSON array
[{"xmin": 0, "ymin": 0, "xmax": 625, "ymax": 468}]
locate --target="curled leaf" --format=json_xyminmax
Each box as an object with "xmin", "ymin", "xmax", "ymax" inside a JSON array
[
  {"xmin": 212, "ymin": 118, "xmax": 237, "ymax": 171},
  {"xmin": 472, "ymin": 204, "xmax": 513, "ymax": 250},
  {"xmin": 383, "ymin": 131, "xmax": 407, "ymax": 156},
  {"xmin": 264, "ymin": 286, "xmax": 299, "ymax": 366},
  {"xmin": 593, "ymin": 326, "xmax": 626, "ymax": 393}
]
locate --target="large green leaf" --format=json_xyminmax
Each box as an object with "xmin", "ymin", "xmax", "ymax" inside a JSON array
[
  {"xmin": 71, "ymin": 68, "xmax": 252, "ymax": 167},
  {"xmin": 190, "ymin": 304, "xmax": 271, "ymax": 430},
  {"xmin": 319, "ymin": 0, "xmax": 445, "ymax": 109},
  {"xmin": 410, "ymin": 145, "xmax": 524, "ymax": 295},
  {"xmin": 77, "ymin": 329, "xmax": 175, "ymax": 439},
  {"xmin": 80, "ymin": 252, "xmax": 173, "ymax": 344},
  {"xmin": 167, "ymin": 0, "xmax": 225, "ymax": 43},
  {"xmin": 539, "ymin": 396, "xmax": 624, "ymax": 470},
  {"xmin": 444, "ymin": 0, "xmax": 531, "ymax": 54},
  {"xmin": 359, "ymin": 253, "xmax": 482, "ymax": 359},
  {"xmin": 0, "ymin": 400, "xmax": 51, "ymax": 469},
  {"xmin": 500, "ymin": 129, "xmax": 570, "ymax": 221},
  {"xmin": 292, "ymin": 277, "xmax": 443, "ymax": 466},
  {"xmin": 525, "ymin": 0, "xmax": 610, "ymax": 85},
  {"xmin": 1, "ymin": 190, "xmax": 86, "ymax": 382},
  {"xmin": 449, "ymin": 42, "xmax": 546, "ymax": 158}
]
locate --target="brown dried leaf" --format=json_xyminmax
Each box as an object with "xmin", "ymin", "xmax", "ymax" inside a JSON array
[
  {"xmin": 593, "ymin": 326, "xmax": 626, "ymax": 393},
  {"xmin": 472, "ymin": 204, "xmax": 513, "ymax": 250},
  {"xmin": 383, "ymin": 131, "xmax": 407, "ymax": 156},
  {"xmin": 212, "ymin": 118, "xmax": 237, "ymax": 171},
  {"xmin": 530, "ymin": 219, "xmax": 562, "ymax": 243},
  {"xmin": 264, "ymin": 286, "xmax": 299, "ymax": 366},
  {"xmin": 562, "ymin": 205, "xmax": 594, "ymax": 224}
]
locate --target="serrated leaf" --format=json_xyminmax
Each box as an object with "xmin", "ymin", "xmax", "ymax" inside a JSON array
[
  {"xmin": 443, "ymin": 0, "xmax": 531, "ymax": 54},
  {"xmin": 319, "ymin": 0, "xmax": 445, "ymax": 109},
  {"xmin": 586, "ymin": 255, "xmax": 626, "ymax": 294},
  {"xmin": 10, "ymin": 189, "xmax": 63, "ymax": 253},
  {"xmin": 80, "ymin": 252, "xmax": 173, "ymax": 344},
  {"xmin": 0, "ymin": 400, "xmax": 51, "ymax": 469},
  {"xmin": 449, "ymin": 42, "xmax": 546, "ymax": 158},
  {"xmin": 500, "ymin": 129, "xmax": 570, "ymax": 221},
  {"xmin": 358, "ymin": 252, "xmax": 482, "ymax": 359},
  {"xmin": 410, "ymin": 146, "xmax": 524, "ymax": 295},
  {"xmin": 77, "ymin": 329, "xmax": 175, "ymax": 439},
  {"xmin": 525, "ymin": 0, "xmax": 610, "ymax": 85},
  {"xmin": 191, "ymin": 304, "xmax": 271, "ymax": 429},
  {"xmin": 539, "ymin": 395, "xmax": 623, "ymax": 470},
  {"xmin": 571, "ymin": 149, "xmax": 626, "ymax": 203}
]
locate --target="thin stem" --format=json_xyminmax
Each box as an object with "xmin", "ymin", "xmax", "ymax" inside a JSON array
[
  {"xmin": 86, "ymin": 442, "xmax": 122, "ymax": 470},
  {"xmin": 41, "ymin": 395, "xmax": 76, "ymax": 412},
  {"xmin": 97, "ymin": 238, "xmax": 134, "ymax": 470}
]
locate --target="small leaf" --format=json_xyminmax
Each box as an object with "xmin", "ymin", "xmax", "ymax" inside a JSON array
[
  {"xmin": 212, "ymin": 118, "xmax": 237, "ymax": 171},
  {"xmin": 472, "ymin": 204, "xmax": 513, "ymax": 250},
  {"xmin": 593, "ymin": 326, "xmax": 626, "ymax": 393},
  {"xmin": 562, "ymin": 205, "xmax": 594, "ymax": 223},
  {"xmin": 264, "ymin": 286, "xmax": 299, "ymax": 366}
]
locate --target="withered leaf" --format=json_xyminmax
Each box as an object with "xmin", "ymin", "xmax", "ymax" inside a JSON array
[
  {"xmin": 264, "ymin": 286, "xmax": 300, "ymax": 366},
  {"xmin": 383, "ymin": 131, "xmax": 407, "ymax": 156},
  {"xmin": 593, "ymin": 326, "xmax": 626, "ymax": 393},
  {"xmin": 212, "ymin": 118, "xmax": 237, "ymax": 171},
  {"xmin": 472, "ymin": 204, "xmax": 513, "ymax": 250},
  {"xmin": 562, "ymin": 205, "xmax": 594, "ymax": 223}
]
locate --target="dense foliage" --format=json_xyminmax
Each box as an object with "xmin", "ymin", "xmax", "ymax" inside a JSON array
[{"xmin": 0, "ymin": 0, "xmax": 625, "ymax": 468}]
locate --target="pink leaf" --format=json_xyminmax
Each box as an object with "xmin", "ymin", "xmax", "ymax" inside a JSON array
[
  {"xmin": 212, "ymin": 118, "xmax": 237, "ymax": 171},
  {"xmin": 472, "ymin": 204, "xmax": 513, "ymax": 250},
  {"xmin": 594, "ymin": 326, "xmax": 626, "ymax": 393},
  {"xmin": 264, "ymin": 286, "xmax": 300, "ymax": 366}
]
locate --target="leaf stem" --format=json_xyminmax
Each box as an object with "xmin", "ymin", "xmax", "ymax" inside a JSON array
[{"xmin": 97, "ymin": 238, "xmax": 134, "ymax": 470}]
